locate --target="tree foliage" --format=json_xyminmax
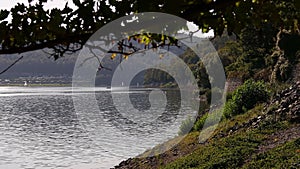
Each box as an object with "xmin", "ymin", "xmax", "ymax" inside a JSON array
[{"xmin": 0, "ymin": 0, "xmax": 299, "ymax": 59}]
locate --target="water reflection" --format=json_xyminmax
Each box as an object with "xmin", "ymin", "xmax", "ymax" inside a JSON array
[{"xmin": 0, "ymin": 87, "xmax": 195, "ymax": 169}]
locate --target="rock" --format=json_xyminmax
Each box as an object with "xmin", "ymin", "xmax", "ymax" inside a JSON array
[
  {"xmin": 264, "ymin": 82, "xmax": 300, "ymax": 123},
  {"xmin": 142, "ymin": 160, "xmax": 149, "ymax": 164}
]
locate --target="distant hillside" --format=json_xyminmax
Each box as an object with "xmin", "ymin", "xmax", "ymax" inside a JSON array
[
  {"xmin": 0, "ymin": 51, "xmax": 77, "ymax": 77},
  {"xmin": 0, "ymin": 50, "xmax": 145, "ymax": 86}
]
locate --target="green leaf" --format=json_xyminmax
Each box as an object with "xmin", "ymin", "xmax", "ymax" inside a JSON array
[
  {"xmin": 73, "ymin": 0, "xmax": 81, "ymax": 7},
  {"xmin": 54, "ymin": 54, "xmax": 59, "ymax": 60},
  {"xmin": 295, "ymin": 0, "xmax": 300, "ymax": 9},
  {"xmin": 0, "ymin": 10, "xmax": 9, "ymax": 21},
  {"xmin": 39, "ymin": 0, "xmax": 47, "ymax": 3},
  {"xmin": 62, "ymin": 3, "xmax": 72, "ymax": 14}
]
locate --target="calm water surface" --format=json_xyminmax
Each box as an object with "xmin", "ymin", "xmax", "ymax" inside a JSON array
[{"xmin": 0, "ymin": 87, "xmax": 195, "ymax": 169}]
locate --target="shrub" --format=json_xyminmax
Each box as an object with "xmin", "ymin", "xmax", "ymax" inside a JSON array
[
  {"xmin": 224, "ymin": 79, "xmax": 269, "ymax": 118},
  {"xmin": 193, "ymin": 113, "xmax": 208, "ymax": 131},
  {"xmin": 223, "ymin": 100, "xmax": 240, "ymax": 118},
  {"xmin": 194, "ymin": 109, "xmax": 223, "ymax": 131},
  {"xmin": 226, "ymin": 91, "xmax": 233, "ymax": 101},
  {"xmin": 206, "ymin": 87, "xmax": 224, "ymax": 105},
  {"xmin": 178, "ymin": 116, "xmax": 195, "ymax": 135}
]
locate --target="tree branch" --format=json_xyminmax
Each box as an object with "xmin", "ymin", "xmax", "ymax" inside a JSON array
[
  {"xmin": 0, "ymin": 33, "xmax": 92, "ymax": 55},
  {"xmin": 0, "ymin": 55, "xmax": 24, "ymax": 75}
]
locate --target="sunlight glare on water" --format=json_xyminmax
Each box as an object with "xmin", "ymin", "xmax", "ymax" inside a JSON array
[{"xmin": 0, "ymin": 86, "xmax": 195, "ymax": 169}]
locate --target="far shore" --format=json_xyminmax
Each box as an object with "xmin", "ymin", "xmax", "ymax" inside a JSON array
[{"xmin": 0, "ymin": 83, "xmax": 72, "ymax": 87}]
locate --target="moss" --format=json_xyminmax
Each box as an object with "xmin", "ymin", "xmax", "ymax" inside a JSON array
[
  {"xmin": 178, "ymin": 116, "xmax": 196, "ymax": 135},
  {"xmin": 243, "ymin": 138, "xmax": 300, "ymax": 168},
  {"xmin": 163, "ymin": 131, "xmax": 265, "ymax": 169},
  {"xmin": 122, "ymin": 104, "xmax": 296, "ymax": 169},
  {"xmin": 162, "ymin": 108, "xmax": 294, "ymax": 169},
  {"xmin": 194, "ymin": 109, "xmax": 223, "ymax": 132}
]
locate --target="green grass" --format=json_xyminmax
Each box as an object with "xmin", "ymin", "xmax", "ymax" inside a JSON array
[
  {"xmin": 120, "ymin": 101, "xmax": 298, "ymax": 169},
  {"xmin": 160, "ymin": 103, "xmax": 295, "ymax": 169},
  {"xmin": 163, "ymin": 121, "xmax": 294, "ymax": 169},
  {"xmin": 163, "ymin": 130, "xmax": 265, "ymax": 169},
  {"xmin": 243, "ymin": 138, "xmax": 300, "ymax": 169}
]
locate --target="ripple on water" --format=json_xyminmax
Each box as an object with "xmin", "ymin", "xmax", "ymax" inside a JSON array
[{"xmin": 0, "ymin": 87, "xmax": 195, "ymax": 169}]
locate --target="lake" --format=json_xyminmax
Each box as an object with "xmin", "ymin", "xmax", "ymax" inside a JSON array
[{"xmin": 0, "ymin": 87, "xmax": 196, "ymax": 169}]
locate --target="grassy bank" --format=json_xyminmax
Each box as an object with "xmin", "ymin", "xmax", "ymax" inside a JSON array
[
  {"xmin": 116, "ymin": 105, "xmax": 299, "ymax": 168},
  {"xmin": 115, "ymin": 82, "xmax": 300, "ymax": 169}
]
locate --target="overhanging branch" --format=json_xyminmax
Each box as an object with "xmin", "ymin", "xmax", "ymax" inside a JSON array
[
  {"xmin": 0, "ymin": 33, "xmax": 92, "ymax": 55},
  {"xmin": 0, "ymin": 55, "xmax": 24, "ymax": 75}
]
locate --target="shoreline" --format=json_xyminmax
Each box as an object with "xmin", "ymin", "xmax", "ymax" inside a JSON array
[{"xmin": 0, "ymin": 83, "xmax": 72, "ymax": 87}]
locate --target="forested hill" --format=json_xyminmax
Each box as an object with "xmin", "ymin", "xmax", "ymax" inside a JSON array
[{"xmin": 0, "ymin": 51, "xmax": 76, "ymax": 77}]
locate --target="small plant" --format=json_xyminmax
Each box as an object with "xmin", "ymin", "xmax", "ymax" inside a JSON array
[
  {"xmin": 194, "ymin": 109, "xmax": 223, "ymax": 131},
  {"xmin": 193, "ymin": 113, "xmax": 208, "ymax": 131},
  {"xmin": 178, "ymin": 116, "xmax": 195, "ymax": 135}
]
